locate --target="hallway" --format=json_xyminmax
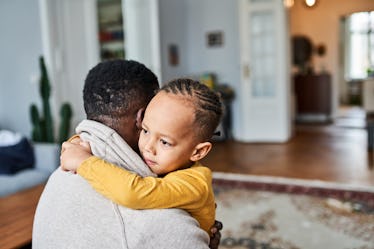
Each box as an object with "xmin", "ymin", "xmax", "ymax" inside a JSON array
[{"xmin": 202, "ymin": 123, "xmax": 374, "ymax": 187}]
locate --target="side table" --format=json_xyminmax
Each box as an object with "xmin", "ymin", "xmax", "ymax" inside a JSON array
[{"xmin": 0, "ymin": 184, "xmax": 45, "ymax": 249}]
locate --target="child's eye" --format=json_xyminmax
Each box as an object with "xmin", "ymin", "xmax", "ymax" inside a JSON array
[
  {"xmin": 160, "ymin": 139, "xmax": 171, "ymax": 147},
  {"xmin": 142, "ymin": 128, "xmax": 148, "ymax": 134}
]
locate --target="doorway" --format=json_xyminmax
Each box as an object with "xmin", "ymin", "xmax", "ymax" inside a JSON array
[
  {"xmin": 336, "ymin": 11, "xmax": 374, "ymax": 128},
  {"xmin": 237, "ymin": 0, "xmax": 292, "ymax": 142},
  {"xmin": 288, "ymin": 0, "xmax": 374, "ymax": 128},
  {"xmin": 339, "ymin": 11, "xmax": 374, "ymax": 119}
]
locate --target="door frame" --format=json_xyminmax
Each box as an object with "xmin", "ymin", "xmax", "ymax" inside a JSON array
[{"xmin": 237, "ymin": 0, "xmax": 292, "ymax": 142}]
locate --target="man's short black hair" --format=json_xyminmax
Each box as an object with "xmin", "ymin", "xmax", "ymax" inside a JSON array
[{"xmin": 83, "ymin": 59, "xmax": 159, "ymax": 122}]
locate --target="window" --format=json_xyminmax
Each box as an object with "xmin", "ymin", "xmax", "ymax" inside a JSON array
[{"xmin": 346, "ymin": 11, "xmax": 374, "ymax": 79}]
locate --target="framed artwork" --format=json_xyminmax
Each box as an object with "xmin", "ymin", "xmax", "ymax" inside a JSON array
[
  {"xmin": 206, "ymin": 31, "xmax": 224, "ymax": 47},
  {"xmin": 168, "ymin": 44, "xmax": 179, "ymax": 66}
]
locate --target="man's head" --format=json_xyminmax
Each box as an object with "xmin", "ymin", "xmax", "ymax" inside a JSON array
[{"xmin": 83, "ymin": 59, "xmax": 159, "ymax": 151}]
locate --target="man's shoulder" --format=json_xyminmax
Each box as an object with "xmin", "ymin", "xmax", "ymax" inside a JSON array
[
  {"xmin": 34, "ymin": 169, "xmax": 128, "ymax": 248},
  {"xmin": 36, "ymin": 170, "xmax": 209, "ymax": 249},
  {"xmin": 119, "ymin": 208, "xmax": 209, "ymax": 249}
]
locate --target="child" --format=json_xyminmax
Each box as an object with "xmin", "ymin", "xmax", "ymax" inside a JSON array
[{"xmin": 61, "ymin": 78, "xmax": 223, "ymax": 235}]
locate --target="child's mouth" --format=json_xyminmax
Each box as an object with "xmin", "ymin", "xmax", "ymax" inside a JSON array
[{"xmin": 144, "ymin": 158, "xmax": 156, "ymax": 167}]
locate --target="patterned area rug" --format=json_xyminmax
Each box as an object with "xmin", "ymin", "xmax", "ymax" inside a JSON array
[
  {"xmin": 212, "ymin": 173, "xmax": 374, "ymax": 249},
  {"xmin": 334, "ymin": 106, "xmax": 366, "ymax": 129}
]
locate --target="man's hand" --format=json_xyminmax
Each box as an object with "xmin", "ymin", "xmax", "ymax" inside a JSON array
[
  {"xmin": 209, "ymin": 220, "xmax": 223, "ymax": 249},
  {"xmin": 60, "ymin": 140, "xmax": 92, "ymax": 173}
]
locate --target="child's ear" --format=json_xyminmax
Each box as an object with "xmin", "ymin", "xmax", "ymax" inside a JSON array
[
  {"xmin": 135, "ymin": 108, "xmax": 145, "ymax": 129},
  {"xmin": 190, "ymin": 142, "xmax": 212, "ymax": 162}
]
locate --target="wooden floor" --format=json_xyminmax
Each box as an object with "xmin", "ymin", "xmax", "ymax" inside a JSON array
[{"xmin": 202, "ymin": 115, "xmax": 374, "ymax": 187}]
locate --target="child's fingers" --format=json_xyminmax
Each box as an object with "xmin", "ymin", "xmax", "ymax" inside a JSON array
[
  {"xmin": 61, "ymin": 141, "xmax": 71, "ymax": 153},
  {"xmin": 70, "ymin": 137, "xmax": 81, "ymax": 144},
  {"xmin": 62, "ymin": 141, "xmax": 75, "ymax": 150},
  {"xmin": 79, "ymin": 141, "xmax": 91, "ymax": 152},
  {"xmin": 60, "ymin": 150, "xmax": 69, "ymax": 171},
  {"xmin": 60, "ymin": 142, "xmax": 77, "ymax": 170}
]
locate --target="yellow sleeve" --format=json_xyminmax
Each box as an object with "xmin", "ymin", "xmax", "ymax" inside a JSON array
[
  {"xmin": 77, "ymin": 157, "xmax": 215, "ymax": 233},
  {"xmin": 78, "ymin": 157, "xmax": 208, "ymax": 209}
]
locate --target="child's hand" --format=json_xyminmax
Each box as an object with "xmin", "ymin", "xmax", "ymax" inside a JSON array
[{"xmin": 60, "ymin": 140, "xmax": 92, "ymax": 173}]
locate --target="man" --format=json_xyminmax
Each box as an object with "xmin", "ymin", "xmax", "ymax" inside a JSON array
[{"xmin": 33, "ymin": 60, "xmax": 220, "ymax": 249}]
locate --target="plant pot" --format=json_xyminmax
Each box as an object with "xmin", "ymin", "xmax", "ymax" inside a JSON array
[{"xmin": 33, "ymin": 142, "xmax": 61, "ymax": 174}]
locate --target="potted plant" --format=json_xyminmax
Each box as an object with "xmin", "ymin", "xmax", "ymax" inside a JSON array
[{"xmin": 29, "ymin": 56, "xmax": 73, "ymax": 170}]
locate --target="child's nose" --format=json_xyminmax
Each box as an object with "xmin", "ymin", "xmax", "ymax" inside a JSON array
[{"xmin": 144, "ymin": 139, "xmax": 156, "ymax": 155}]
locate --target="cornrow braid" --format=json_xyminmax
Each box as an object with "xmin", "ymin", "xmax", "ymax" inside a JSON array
[{"xmin": 161, "ymin": 78, "xmax": 223, "ymax": 141}]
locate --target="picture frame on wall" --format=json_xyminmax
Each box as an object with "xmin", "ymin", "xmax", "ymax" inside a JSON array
[
  {"xmin": 206, "ymin": 31, "xmax": 224, "ymax": 47},
  {"xmin": 168, "ymin": 44, "xmax": 179, "ymax": 66}
]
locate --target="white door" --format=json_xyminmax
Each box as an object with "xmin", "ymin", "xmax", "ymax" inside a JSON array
[
  {"xmin": 39, "ymin": 0, "xmax": 100, "ymax": 130},
  {"xmin": 123, "ymin": 0, "xmax": 162, "ymax": 81},
  {"xmin": 237, "ymin": 0, "xmax": 292, "ymax": 142}
]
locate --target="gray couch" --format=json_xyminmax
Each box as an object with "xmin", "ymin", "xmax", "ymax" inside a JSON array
[{"xmin": 0, "ymin": 143, "xmax": 60, "ymax": 197}]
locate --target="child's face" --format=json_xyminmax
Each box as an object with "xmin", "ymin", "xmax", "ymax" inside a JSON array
[{"xmin": 138, "ymin": 91, "xmax": 200, "ymax": 175}]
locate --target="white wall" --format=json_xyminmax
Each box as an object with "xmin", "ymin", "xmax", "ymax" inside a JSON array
[
  {"xmin": 0, "ymin": 0, "xmax": 43, "ymax": 137},
  {"xmin": 158, "ymin": 0, "xmax": 189, "ymax": 83},
  {"xmin": 124, "ymin": 0, "xmax": 162, "ymax": 80},
  {"xmin": 159, "ymin": 0, "xmax": 242, "ymax": 137},
  {"xmin": 186, "ymin": 0, "xmax": 241, "ymax": 138},
  {"xmin": 185, "ymin": 0, "xmax": 240, "ymax": 85}
]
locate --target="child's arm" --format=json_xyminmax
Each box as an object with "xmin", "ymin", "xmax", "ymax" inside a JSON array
[
  {"xmin": 60, "ymin": 141, "xmax": 215, "ymax": 233},
  {"xmin": 77, "ymin": 158, "xmax": 215, "ymax": 233},
  {"xmin": 60, "ymin": 140, "xmax": 209, "ymax": 210},
  {"xmin": 78, "ymin": 157, "xmax": 210, "ymax": 210}
]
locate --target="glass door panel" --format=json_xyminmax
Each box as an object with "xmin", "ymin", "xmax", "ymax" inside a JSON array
[{"xmin": 249, "ymin": 11, "xmax": 275, "ymax": 97}]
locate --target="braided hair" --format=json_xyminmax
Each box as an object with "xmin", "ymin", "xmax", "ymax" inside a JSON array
[{"xmin": 160, "ymin": 78, "xmax": 223, "ymax": 141}]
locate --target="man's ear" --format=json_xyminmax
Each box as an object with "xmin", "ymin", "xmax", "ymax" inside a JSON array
[
  {"xmin": 190, "ymin": 142, "xmax": 212, "ymax": 162},
  {"xmin": 135, "ymin": 108, "xmax": 145, "ymax": 129}
]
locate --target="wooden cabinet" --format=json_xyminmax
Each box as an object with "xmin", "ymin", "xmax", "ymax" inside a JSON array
[{"xmin": 294, "ymin": 73, "xmax": 332, "ymax": 121}]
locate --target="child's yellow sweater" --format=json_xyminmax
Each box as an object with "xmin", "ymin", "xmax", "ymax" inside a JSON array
[{"xmin": 77, "ymin": 156, "xmax": 215, "ymax": 234}]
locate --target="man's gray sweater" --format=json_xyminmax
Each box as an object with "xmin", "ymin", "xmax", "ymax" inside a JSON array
[{"xmin": 32, "ymin": 120, "xmax": 209, "ymax": 249}]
